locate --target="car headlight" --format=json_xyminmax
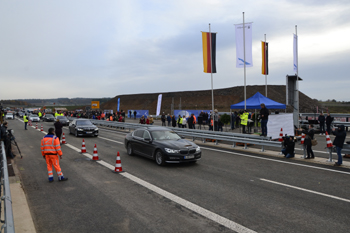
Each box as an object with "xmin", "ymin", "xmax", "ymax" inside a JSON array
[
  {"xmin": 67, "ymin": 120, "xmax": 69, "ymax": 123},
  {"xmin": 77, "ymin": 128, "xmax": 83, "ymax": 131},
  {"xmin": 94, "ymin": 128, "xmax": 98, "ymax": 131},
  {"xmin": 196, "ymin": 146, "xmax": 201, "ymax": 152},
  {"xmin": 165, "ymin": 148, "xmax": 180, "ymax": 153}
]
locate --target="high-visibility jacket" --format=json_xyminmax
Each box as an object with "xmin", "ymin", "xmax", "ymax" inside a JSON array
[
  {"xmin": 38, "ymin": 112, "xmax": 42, "ymax": 117},
  {"xmin": 23, "ymin": 115, "xmax": 28, "ymax": 123},
  {"xmin": 240, "ymin": 113, "xmax": 249, "ymax": 126},
  {"xmin": 193, "ymin": 116, "xmax": 197, "ymax": 124},
  {"xmin": 211, "ymin": 119, "xmax": 213, "ymax": 126},
  {"xmin": 41, "ymin": 134, "xmax": 62, "ymax": 157},
  {"xmin": 110, "ymin": 116, "xmax": 113, "ymax": 121},
  {"xmin": 177, "ymin": 117, "xmax": 183, "ymax": 124},
  {"xmin": 55, "ymin": 112, "xmax": 59, "ymax": 117}
]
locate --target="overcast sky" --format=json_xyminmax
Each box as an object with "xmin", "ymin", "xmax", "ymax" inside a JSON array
[{"xmin": 1, "ymin": 0, "xmax": 349, "ymax": 101}]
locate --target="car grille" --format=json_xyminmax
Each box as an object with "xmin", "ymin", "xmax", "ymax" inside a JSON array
[{"xmin": 180, "ymin": 149, "xmax": 196, "ymax": 154}]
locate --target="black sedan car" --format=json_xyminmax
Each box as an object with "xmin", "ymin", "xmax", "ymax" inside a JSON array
[
  {"xmin": 69, "ymin": 119, "xmax": 98, "ymax": 137},
  {"xmin": 56, "ymin": 115, "xmax": 70, "ymax": 126},
  {"xmin": 42, "ymin": 114, "xmax": 55, "ymax": 122},
  {"xmin": 124, "ymin": 127, "xmax": 201, "ymax": 166}
]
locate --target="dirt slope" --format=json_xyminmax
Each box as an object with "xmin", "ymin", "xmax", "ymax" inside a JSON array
[{"xmin": 101, "ymin": 85, "xmax": 318, "ymax": 114}]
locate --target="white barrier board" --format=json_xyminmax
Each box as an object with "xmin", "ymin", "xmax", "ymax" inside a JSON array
[{"xmin": 267, "ymin": 113, "xmax": 294, "ymax": 139}]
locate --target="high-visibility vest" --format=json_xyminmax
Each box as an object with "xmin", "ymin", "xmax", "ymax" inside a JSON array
[
  {"xmin": 179, "ymin": 118, "xmax": 183, "ymax": 124},
  {"xmin": 41, "ymin": 135, "xmax": 62, "ymax": 156},
  {"xmin": 38, "ymin": 112, "xmax": 42, "ymax": 117},
  {"xmin": 23, "ymin": 116, "xmax": 28, "ymax": 123},
  {"xmin": 55, "ymin": 112, "xmax": 59, "ymax": 117},
  {"xmin": 193, "ymin": 116, "xmax": 197, "ymax": 124},
  {"xmin": 211, "ymin": 119, "xmax": 213, "ymax": 126},
  {"xmin": 240, "ymin": 113, "xmax": 248, "ymax": 126}
]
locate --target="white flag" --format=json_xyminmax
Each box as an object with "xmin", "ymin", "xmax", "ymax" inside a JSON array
[
  {"xmin": 156, "ymin": 94, "xmax": 162, "ymax": 116},
  {"xmin": 293, "ymin": 33, "xmax": 298, "ymax": 72},
  {"xmin": 235, "ymin": 23, "xmax": 253, "ymax": 68}
]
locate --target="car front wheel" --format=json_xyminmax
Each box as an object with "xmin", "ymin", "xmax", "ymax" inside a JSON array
[
  {"xmin": 155, "ymin": 150, "xmax": 165, "ymax": 166},
  {"xmin": 127, "ymin": 143, "xmax": 134, "ymax": 156}
]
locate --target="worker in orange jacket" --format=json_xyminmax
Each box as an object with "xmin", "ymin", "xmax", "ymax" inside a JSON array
[{"xmin": 41, "ymin": 128, "xmax": 68, "ymax": 182}]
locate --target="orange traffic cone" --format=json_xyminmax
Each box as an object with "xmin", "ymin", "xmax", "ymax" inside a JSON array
[
  {"xmin": 301, "ymin": 133, "xmax": 305, "ymax": 144},
  {"xmin": 28, "ymin": 120, "xmax": 32, "ymax": 126},
  {"xmin": 62, "ymin": 133, "xmax": 66, "ymax": 144},
  {"xmin": 92, "ymin": 144, "xmax": 99, "ymax": 160},
  {"xmin": 278, "ymin": 128, "xmax": 283, "ymax": 142},
  {"xmin": 325, "ymin": 132, "xmax": 333, "ymax": 148},
  {"xmin": 81, "ymin": 139, "xmax": 86, "ymax": 153},
  {"xmin": 40, "ymin": 124, "xmax": 43, "ymax": 132},
  {"xmin": 114, "ymin": 152, "xmax": 123, "ymax": 172},
  {"xmin": 35, "ymin": 123, "xmax": 38, "ymax": 129}
]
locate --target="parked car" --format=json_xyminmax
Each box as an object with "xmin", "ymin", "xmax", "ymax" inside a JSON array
[
  {"xmin": 69, "ymin": 119, "xmax": 98, "ymax": 137},
  {"xmin": 18, "ymin": 112, "xmax": 25, "ymax": 117},
  {"xmin": 42, "ymin": 114, "xmax": 55, "ymax": 122},
  {"xmin": 5, "ymin": 113, "xmax": 14, "ymax": 120},
  {"xmin": 56, "ymin": 115, "xmax": 70, "ymax": 126},
  {"xmin": 124, "ymin": 127, "xmax": 201, "ymax": 166},
  {"xmin": 28, "ymin": 114, "xmax": 40, "ymax": 122}
]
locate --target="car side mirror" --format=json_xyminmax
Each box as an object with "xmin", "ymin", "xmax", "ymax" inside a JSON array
[{"xmin": 181, "ymin": 136, "xmax": 185, "ymax": 139}]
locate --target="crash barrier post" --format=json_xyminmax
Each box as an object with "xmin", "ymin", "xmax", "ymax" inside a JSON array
[{"xmin": 0, "ymin": 141, "xmax": 15, "ymax": 233}]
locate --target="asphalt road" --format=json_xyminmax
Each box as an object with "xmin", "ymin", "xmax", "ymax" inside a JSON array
[{"xmin": 8, "ymin": 118, "xmax": 350, "ymax": 233}]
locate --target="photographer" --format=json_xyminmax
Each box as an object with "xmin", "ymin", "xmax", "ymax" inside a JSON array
[
  {"xmin": 281, "ymin": 135, "xmax": 295, "ymax": 158},
  {"xmin": 0, "ymin": 122, "xmax": 15, "ymax": 158}
]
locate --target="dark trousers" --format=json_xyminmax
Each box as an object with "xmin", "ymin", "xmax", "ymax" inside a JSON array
[
  {"xmin": 56, "ymin": 132, "xmax": 62, "ymax": 141},
  {"xmin": 326, "ymin": 124, "xmax": 331, "ymax": 134},
  {"xmin": 241, "ymin": 125, "xmax": 246, "ymax": 133},
  {"xmin": 319, "ymin": 122, "xmax": 325, "ymax": 134},
  {"xmin": 306, "ymin": 144, "xmax": 314, "ymax": 158},
  {"xmin": 214, "ymin": 121, "xmax": 218, "ymax": 131},
  {"xmin": 25, "ymin": 122, "xmax": 28, "ymax": 130}
]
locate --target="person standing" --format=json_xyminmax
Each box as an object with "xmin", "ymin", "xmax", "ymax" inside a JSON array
[
  {"xmin": 231, "ymin": 112, "xmax": 236, "ymax": 130},
  {"xmin": 318, "ymin": 112, "xmax": 326, "ymax": 135},
  {"xmin": 213, "ymin": 109, "xmax": 219, "ymax": 131},
  {"xmin": 167, "ymin": 114, "xmax": 171, "ymax": 126},
  {"xmin": 182, "ymin": 115, "xmax": 187, "ymax": 128},
  {"xmin": 332, "ymin": 125, "xmax": 346, "ymax": 166},
  {"xmin": 326, "ymin": 113, "xmax": 334, "ymax": 135},
  {"xmin": 302, "ymin": 124, "xmax": 315, "ymax": 159},
  {"xmin": 41, "ymin": 128, "xmax": 68, "ymax": 182},
  {"xmin": 188, "ymin": 114, "xmax": 193, "ymax": 129},
  {"xmin": 260, "ymin": 103, "xmax": 269, "ymax": 136},
  {"xmin": 23, "ymin": 113, "xmax": 29, "ymax": 130},
  {"xmin": 54, "ymin": 119, "xmax": 63, "ymax": 143},
  {"xmin": 172, "ymin": 115, "xmax": 176, "ymax": 127},
  {"xmin": 133, "ymin": 111, "xmax": 137, "ymax": 119},
  {"xmin": 240, "ymin": 110, "xmax": 248, "ymax": 134},
  {"xmin": 177, "ymin": 115, "xmax": 182, "ymax": 128},
  {"xmin": 161, "ymin": 112, "xmax": 166, "ymax": 126}
]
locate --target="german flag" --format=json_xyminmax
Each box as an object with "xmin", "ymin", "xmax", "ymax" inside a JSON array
[
  {"xmin": 202, "ymin": 32, "xmax": 216, "ymax": 73},
  {"xmin": 261, "ymin": 41, "xmax": 268, "ymax": 75}
]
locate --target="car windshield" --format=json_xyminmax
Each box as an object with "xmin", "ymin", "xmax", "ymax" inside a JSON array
[
  {"xmin": 46, "ymin": 114, "xmax": 54, "ymax": 117},
  {"xmin": 30, "ymin": 114, "xmax": 38, "ymax": 117},
  {"xmin": 57, "ymin": 116, "xmax": 67, "ymax": 119},
  {"xmin": 150, "ymin": 130, "xmax": 181, "ymax": 141},
  {"xmin": 76, "ymin": 120, "xmax": 93, "ymax": 126}
]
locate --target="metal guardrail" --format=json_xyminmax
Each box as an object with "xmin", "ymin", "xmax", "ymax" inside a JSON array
[
  {"xmin": 0, "ymin": 141, "xmax": 15, "ymax": 233},
  {"xmin": 333, "ymin": 121, "xmax": 350, "ymax": 127},
  {"xmin": 69, "ymin": 118, "xmax": 283, "ymax": 152}
]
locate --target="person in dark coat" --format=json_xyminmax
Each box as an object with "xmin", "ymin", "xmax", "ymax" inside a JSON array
[
  {"xmin": 332, "ymin": 125, "xmax": 346, "ymax": 166},
  {"xmin": 172, "ymin": 116, "xmax": 177, "ymax": 127},
  {"xmin": 281, "ymin": 136, "xmax": 295, "ymax": 158},
  {"xmin": 318, "ymin": 112, "xmax": 326, "ymax": 135},
  {"xmin": 54, "ymin": 119, "xmax": 63, "ymax": 143},
  {"xmin": 302, "ymin": 124, "xmax": 315, "ymax": 159},
  {"xmin": 326, "ymin": 113, "xmax": 334, "ymax": 135},
  {"xmin": 260, "ymin": 103, "xmax": 269, "ymax": 136}
]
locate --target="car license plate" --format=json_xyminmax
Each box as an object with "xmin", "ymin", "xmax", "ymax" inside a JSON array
[
  {"xmin": 86, "ymin": 132, "xmax": 92, "ymax": 134},
  {"xmin": 184, "ymin": 155, "xmax": 194, "ymax": 159}
]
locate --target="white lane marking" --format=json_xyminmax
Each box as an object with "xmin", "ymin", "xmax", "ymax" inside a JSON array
[
  {"xmin": 98, "ymin": 136, "xmax": 123, "ymax": 144},
  {"xmin": 203, "ymin": 147, "xmax": 350, "ymax": 175},
  {"xmin": 260, "ymin": 178, "xmax": 350, "ymax": 203},
  {"xmin": 62, "ymin": 141, "xmax": 255, "ymax": 233}
]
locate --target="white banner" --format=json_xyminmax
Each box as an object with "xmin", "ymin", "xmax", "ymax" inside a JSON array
[
  {"xmin": 293, "ymin": 33, "xmax": 298, "ymax": 72},
  {"xmin": 235, "ymin": 23, "xmax": 253, "ymax": 68},
  {"xmin": 267, "ymin": 113, "xmax": 294, "ymax": 139},
  {"xmin": 156, "ymin": 94, "xmax": 162, "ymax": 116}
]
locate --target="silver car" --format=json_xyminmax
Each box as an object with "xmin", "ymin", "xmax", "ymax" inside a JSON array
[{"xmin": 28, "ymin": 114, "xmax": 40, "ymax": 122}]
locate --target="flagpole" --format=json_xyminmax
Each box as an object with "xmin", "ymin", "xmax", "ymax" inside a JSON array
[
  {"xmin": 243, "ymin": 12, "xmax": 246, "ymax": 110},
  {"xmin": 264, "ymin": 34, "xmax": 267, "ymax": 97},
  {"xmin": 209, "ymin": 24, "xmax": 214, "ymax": 115},
  {"xmin": 295, "ymin": 25, "xmax": 299, "ymax": 129}
]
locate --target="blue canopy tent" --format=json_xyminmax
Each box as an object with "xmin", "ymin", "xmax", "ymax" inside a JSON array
[{"xmin": 230, "ymin": 92, "xmax": 286, "ymax": 109}]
